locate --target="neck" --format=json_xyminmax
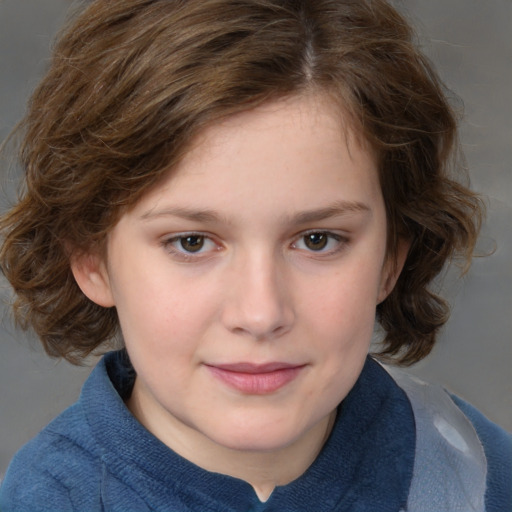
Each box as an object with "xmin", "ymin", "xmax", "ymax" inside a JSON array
[
  {"xmin": 127, "ymin": 379, "xmax": 337, "ymax": 502},
  {"xmin": 200, "ymin": 410, "xmax": 337, "ymax": 501}
]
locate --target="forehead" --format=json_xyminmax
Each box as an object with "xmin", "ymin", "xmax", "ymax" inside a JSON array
[
  {"xmin": 131, "ymin": 93, "xmax": 381, "ymax": 222},
  {"xmin": 186, "ymin": 93, "xmax": 368, "ymax": 164}
]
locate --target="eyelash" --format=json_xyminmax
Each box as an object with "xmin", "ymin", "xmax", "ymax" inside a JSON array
[{"xmin": 161, "ymin": 230, "xmax": 349, "ymax": 262}]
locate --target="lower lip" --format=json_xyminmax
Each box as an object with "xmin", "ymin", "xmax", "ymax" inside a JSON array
[{"xmin": 206, "ymin": 366, "xmax": 304, "ymax": 394}]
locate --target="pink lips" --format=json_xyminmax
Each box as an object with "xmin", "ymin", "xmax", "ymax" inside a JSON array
[{"xmin": 205, "ymin": 362, "xmax": 305, "ymax": 394}]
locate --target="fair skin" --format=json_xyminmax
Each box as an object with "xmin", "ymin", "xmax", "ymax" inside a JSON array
[{"xmin": 72, "ymin": 93, "xmax": 408, "ymax": 501}]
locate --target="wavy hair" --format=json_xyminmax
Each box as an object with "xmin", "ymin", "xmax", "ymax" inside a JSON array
[{"xmin": 0, "ymin": 0, "xmax": 483, "ymax": 364}]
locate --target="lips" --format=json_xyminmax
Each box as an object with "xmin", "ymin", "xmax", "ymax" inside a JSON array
[{"xmin": 205, "ymin": 362, "xmax": 306, "ymax": 394}]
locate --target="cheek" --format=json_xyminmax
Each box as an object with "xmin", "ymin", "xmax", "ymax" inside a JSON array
[
  {"xmin": 114, "ymin": 268, "xmax": 221, "ymax": 356},
  {"xmin": 303, "ymin": 260, "xmax": 383, "ymax": 327},
  {"xmin": 295, "ymin": 259, "xmax": 383, "ymax": 391},
  {"xmin": 307, "ymin": 272, "xmax": 379, "ymax": 392}
]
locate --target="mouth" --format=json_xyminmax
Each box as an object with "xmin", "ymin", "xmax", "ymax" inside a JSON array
[{"xmin": 204, "ymin": 362, "xmax": 306, "ymax": 394}]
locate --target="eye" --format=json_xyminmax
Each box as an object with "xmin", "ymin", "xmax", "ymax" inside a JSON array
[
  {"xmin": 163, "ymin": 233, "xmax": 219, "ymax": 259},
  {"xmin": 178, "ymin": 235, "xmax": 207, "ymax": 253},
  {"xmin": 303, "ymin": 232, "xmax": 329, "ymax": 251},
  {"xmin": 292, "ymin": 231, "xmax": 345, "ymax": 253}
]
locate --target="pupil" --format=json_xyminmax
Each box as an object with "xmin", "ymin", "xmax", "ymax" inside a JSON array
[
  {"xmin": 305, "ymin": 233, "xmax": 327, "ymax": 250},
  {"xmin": 181, "ymin": 235, "xmax": 204, "ymax": 252}
]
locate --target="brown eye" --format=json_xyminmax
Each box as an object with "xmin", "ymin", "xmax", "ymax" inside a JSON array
[
  {"xmin": 180, "ymin": 235, "xmax": 205, "ymax": 252},
  {"xmin": 165, "ymin": 233, "xmax": 219, "ymax": 260},
  {"xmin": 303, "ymin": 233, "xmax": 328, "ymax": 251}
]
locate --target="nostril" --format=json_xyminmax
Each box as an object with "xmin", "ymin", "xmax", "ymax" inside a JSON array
[{"xmin": 222, "ymin": 301, "xmax": 294, "ymax": 341}]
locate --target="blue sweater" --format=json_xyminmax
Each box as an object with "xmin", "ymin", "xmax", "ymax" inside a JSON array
[{"xmin": 1, "ymin": 351, "xmax": 510, "ymax": 511}]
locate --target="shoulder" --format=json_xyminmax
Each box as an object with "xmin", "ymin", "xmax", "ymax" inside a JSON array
[
  {"xmin": 383, "ymin": 364, "xmax": 512, "ymax": 512},
  {"xmin": 0, "ymin": 403, "xmax": 103, "ymax": 512},
  {"xmin": 450, "ymin": 395, "xmax": 512, "ymax": 512}
]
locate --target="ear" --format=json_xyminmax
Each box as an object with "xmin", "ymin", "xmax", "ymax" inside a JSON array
[
  {"xmin": 70, "ymin": 250, "xmax": 115, "ymax": 308},
  {"xmin": 377, "ymin": 238, "xmax": 411, "ymax": 304}
]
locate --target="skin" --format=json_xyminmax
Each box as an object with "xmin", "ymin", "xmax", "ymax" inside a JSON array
[{"xmin": 72, "ymin": 93, "xmax": 408, "ymax": 501}]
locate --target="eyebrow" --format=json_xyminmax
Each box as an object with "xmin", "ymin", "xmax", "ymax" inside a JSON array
[
  {"xmin": 140, "ymin": 207, "xmax": 224, "ymax": 223},
  {"xmin": 289, "ymin": 200, "xmax": 371, "ymax": 224},
  {"xmin": 140, "ymin": 200, "xmax": 371, "ymax": 224}
]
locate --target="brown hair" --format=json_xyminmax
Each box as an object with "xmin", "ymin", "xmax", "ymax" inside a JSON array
[{"xmin": 0, "ymin": 0, "xmax": 483, "ymax": 365}]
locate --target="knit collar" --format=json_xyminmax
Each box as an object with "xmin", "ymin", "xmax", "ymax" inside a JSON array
[{"xmin": 82, "ymin": 351, "xmax": 415, "ymax": 511}]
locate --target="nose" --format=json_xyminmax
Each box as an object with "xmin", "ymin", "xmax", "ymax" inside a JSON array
[{"xmin": 221, "ymin": 251, "xmax": 295, "ymax": 341}]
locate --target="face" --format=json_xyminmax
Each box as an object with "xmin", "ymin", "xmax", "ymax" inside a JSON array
[{"xmin": 74, "ymin": 94, "xmax": 405, "ymax": 459}]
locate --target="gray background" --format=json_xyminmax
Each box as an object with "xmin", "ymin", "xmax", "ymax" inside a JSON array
[{"xmin": 1, "ymin": 0, "xmax": 511, "ymax": 480}]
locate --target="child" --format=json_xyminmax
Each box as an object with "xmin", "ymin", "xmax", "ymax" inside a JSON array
[{"xmin": 0, "ymin": 0, "xmax": 510, "ymax": 511}]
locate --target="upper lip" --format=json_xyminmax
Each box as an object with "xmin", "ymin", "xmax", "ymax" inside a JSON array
[{"xmin": 205, "ymin": 362, "xmax": 305, "ymax": 374}]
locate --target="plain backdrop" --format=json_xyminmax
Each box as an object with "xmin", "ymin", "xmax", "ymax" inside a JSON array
[{"xmin": 1, "ymin": 0, "xmax": 511, "ymax": 479}]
